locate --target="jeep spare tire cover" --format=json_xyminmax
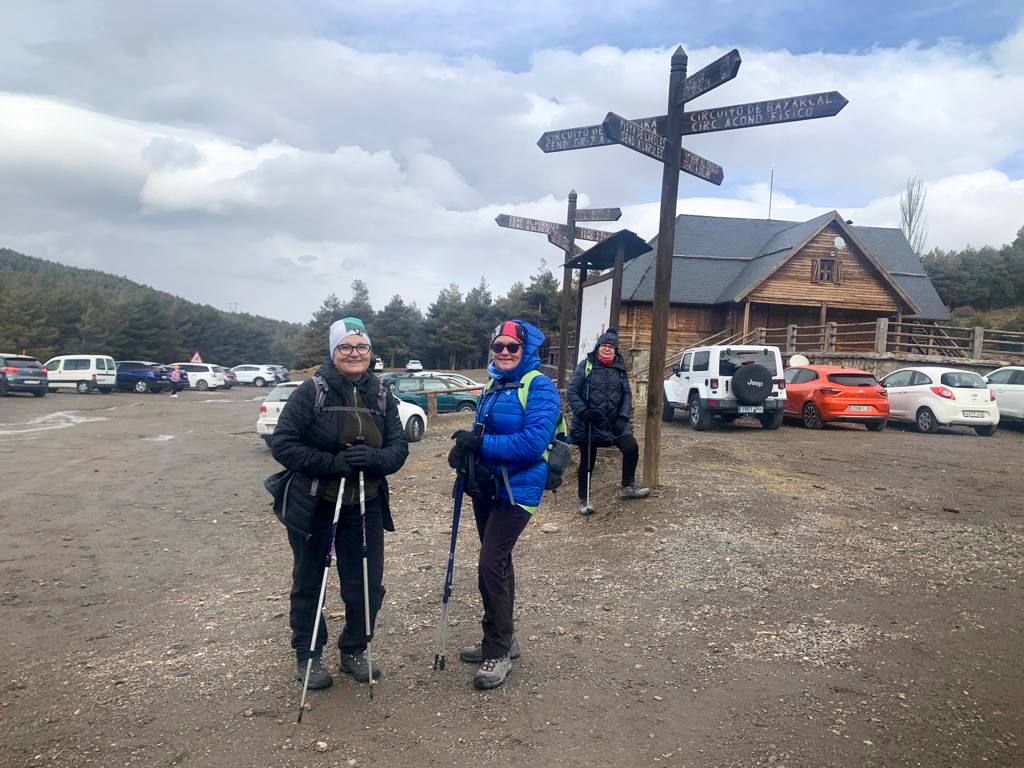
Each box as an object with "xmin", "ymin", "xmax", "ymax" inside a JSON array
[{"xmin": 732, "ymin": 364, "xmax": 772, "ymax": 405}]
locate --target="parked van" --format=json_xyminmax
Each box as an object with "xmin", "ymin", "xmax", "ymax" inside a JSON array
[
  {"xmin": 169, "ymin": 362, "xmax": 226, "ymax": 391},
  {"xmin": 43, "ymin": 355, "xmax": 117, "ymax": 394}
]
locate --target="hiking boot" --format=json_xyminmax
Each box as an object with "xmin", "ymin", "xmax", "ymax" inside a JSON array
[
  {"xmin": 459, "ymin": 637, "xmax": 521, "ymax": 664},
  {"xmin": 578, "ymin": 499, "xmax": 594, "ymax": 516},
  {"xmin": 474, "ymin": 655, "xmax": 512, "ymax": 690},
  {"xmin": 339, "ymin": 650, "xmax": 383, "ymax": 683},
  {"xmin": 620, "ymin": 483, "xmax": 650, "ymax": 500},
  {"xmin": 295, "ymin": 656, "xmax": 332, "ymax": 690}
]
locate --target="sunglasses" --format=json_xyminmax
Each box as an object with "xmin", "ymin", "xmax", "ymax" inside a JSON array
[
  {"xmin": 491, "ymin": 342, "xmax": 521, "ymax": 354},
  {"xmin": 335, "ymin": 343, "xmax": 371, "ymax": 355}
]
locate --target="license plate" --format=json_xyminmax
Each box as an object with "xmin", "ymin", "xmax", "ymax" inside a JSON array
[
  {"xmin": 21, "ymin": 379, "xmax": 39, "ymax": 384},
  {"xmin": 962, "ymin": 410, "xmax": 987, "ymax": 418},
  {"xmin": 847, "ymin": 405, "xmax": 871, "ymax": 412},
  {"xmin": 737, "ymin": 405, "xmax": 764, "ymax": 414}
]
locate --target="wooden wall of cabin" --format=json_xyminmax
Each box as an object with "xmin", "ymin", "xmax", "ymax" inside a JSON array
[
  {"xmin": 746, "ymin": 222, "xmax": 905, "ymax": 313},
  {"xmin": 618, "ymin": 303, "xmax": 727, "ymax": 355}
]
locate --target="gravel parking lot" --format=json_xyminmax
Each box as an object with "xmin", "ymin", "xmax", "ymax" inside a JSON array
[{"xmin": 1, "ymin": 385, "xmax": 1022, "ymax": 767}]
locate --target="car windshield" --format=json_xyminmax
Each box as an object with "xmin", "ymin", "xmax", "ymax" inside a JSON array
[
  {"xmin": 719, "ymin": 349, "xmax": 778, "ymax": 377},
  {"xmin": 265, "ymin": 386, "xmax": 297, "ymax": 402},
  {"xmin": 827, "ymin": 373, "xmax": 878, "ymax": 387},
  {"xmin": 941, "ymin": 371, "xmax": 987, "ymax": 389}
]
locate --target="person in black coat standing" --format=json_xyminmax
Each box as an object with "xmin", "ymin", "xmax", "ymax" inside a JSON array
[
  {"xmin": 271, "ymin": 317, "xmax": 408, "ymax": 690},
  {"xmin": 568, "ymin": 328, "xmax": 650, "ymax": 514}
]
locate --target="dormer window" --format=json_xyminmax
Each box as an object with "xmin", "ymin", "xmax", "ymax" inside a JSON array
[{"xmin": 812, "ymin": 253, "xmax": 842, "ymax": 284}]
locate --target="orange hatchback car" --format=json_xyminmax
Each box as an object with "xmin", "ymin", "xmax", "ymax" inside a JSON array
[{"xmin": 783, "ymin": 365, "xmax": 890, "ymax": 430}]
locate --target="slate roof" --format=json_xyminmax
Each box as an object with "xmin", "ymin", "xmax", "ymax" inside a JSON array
[{"xmin": 620, "ymin": 211, "xmax": 949, "ymax": 320}]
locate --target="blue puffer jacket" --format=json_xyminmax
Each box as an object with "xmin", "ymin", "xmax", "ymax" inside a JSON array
[{"xmin": 476, "ymin": 321, "xmax": 561, "ymax": 511}]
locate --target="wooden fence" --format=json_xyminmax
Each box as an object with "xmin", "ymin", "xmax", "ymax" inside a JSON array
[{"xmin": 663, "ymin": 319, "xmax": 1024, "ymax": 374}]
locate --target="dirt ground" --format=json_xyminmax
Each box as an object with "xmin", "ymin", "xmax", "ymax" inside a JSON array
[{"xmin": 1, "ymin": 382, "xmax": 1022, "ymax": 768}]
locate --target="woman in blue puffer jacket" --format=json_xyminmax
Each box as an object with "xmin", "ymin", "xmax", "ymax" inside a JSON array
[{"xmin": 448, "ymin": 319, "xmax": 560, "ymax": 690}]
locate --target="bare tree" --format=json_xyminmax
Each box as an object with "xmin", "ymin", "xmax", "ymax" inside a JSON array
[{"xmin": 899, "ymin": 176, "xmax": 928, "ymax": 256}]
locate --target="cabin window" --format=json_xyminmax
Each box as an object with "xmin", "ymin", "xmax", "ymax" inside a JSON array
[{"xmin": 812, "ymin": 256, "xmax": 842, "ymax": 284}]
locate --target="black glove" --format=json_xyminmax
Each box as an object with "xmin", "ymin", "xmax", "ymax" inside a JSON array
[
  {"xmin": 345, "ymin": 443, "xmax": 381, "ymax": 470},
  {"xmin": 329, "ymin": 451, "xmax": 354, "ymax": 476},
  {"xmin": 451, "ymin": 430, "xmax": 482, "ymax": 454},
  {"xmin": 613, "ymin": 417, "xmax": 629, "ymax": 436},
  {"xmin": 580, "ymin": 408, "xmax": 602, "ymax": 425}
]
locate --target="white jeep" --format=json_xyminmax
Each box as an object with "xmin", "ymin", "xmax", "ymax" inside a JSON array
[{"xmin": 662, "ymin": 345, "xmax": 786, "ymax": 430}]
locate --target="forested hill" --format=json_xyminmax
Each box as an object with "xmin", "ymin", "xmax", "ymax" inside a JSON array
[{"xmin": 0, "ymin": 248, "xmax": 303, "ymax": 365}]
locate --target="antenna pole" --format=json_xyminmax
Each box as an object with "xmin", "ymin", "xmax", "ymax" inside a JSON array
[{"xmin": 768, "ymin": 167, "xmax": 774, "ymax": 220}]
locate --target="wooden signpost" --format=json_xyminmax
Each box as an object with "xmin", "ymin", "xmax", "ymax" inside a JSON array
[
  {"xmin": 535, "ymin": 46, "xmax": 847, "ymax": 488},
  {"xmin": 495, "ymin": 196, "xmax": 622, "ymax": 386}
]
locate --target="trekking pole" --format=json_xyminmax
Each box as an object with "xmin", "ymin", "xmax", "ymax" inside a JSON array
[
  {"xmin": 357, "ymin": 465, "xmax": 376, "ymax": 700},
  {"xmin": 584, "ymin": 422, "xmax": 594, "ymax": 516},
  {"xmin": 434, "ymin": 467, "xmax": 466, "ymax": 670},
  {"xmin": 297, "ymin": 477, "xmax": 345, "ymax": 723}
]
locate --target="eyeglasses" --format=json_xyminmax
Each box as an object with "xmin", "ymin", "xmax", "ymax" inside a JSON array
[
  {"xmin": 335, "ymin": 343, "xmax": 371, "ymax": 355},
  {"xmin": 491, "ymin": 342, "xmax": 521, "ymax": 354}
]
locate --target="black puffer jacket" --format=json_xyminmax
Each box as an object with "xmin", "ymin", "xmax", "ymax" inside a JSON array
[
  {"xmin": 567, "ymin": 348, "xmax": 632, "ymax": 445},
  {"xmin": 271, "ymin": 360, "xmax": 409, "ymax": 538}
]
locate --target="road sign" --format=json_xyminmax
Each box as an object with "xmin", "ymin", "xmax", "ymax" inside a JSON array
[
  {"xmin": 575, "ymin": 207, "xmax": 622, "ymax": 222},
  {"xmin": 495, "ymin": 214, "xmax": 612, "ymax": 242},
  {"xmin": 678, "ymin": 48, "xmax": 741, "ymax": 103},
  {"xmin": 190, "ymin": 351, "xmax": 203, "ymax": 363},
  {"xmin": 683, "ymin": 91, "xmax": 848, "ymax": 135},
  {"xmin": 602, "ymin": 113, "xmax": 724, "ymax": 185},
  {"xmin": 548, "ymin": 231, "xmax": 584, "ymax": 257},
  {"xmin": 494, "ymin": 213, "xmax": 558, "ymax": 235}
]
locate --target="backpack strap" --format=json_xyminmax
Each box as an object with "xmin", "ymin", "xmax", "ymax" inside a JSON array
[{"xmin": 312, "ymin": 374, "xmax": 329, "ymax": 415}]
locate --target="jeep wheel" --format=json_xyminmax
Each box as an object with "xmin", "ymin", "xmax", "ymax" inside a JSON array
[
  {"xmin": 688, "ymin": 394, "xmax": 711, "ymax": 431},
  {"xmin": 731, "ymin": 364, "xmax": 773, "ymax": 406},
  {"xmin": 802, "ymin": 402, "xmax": 824, "ymax": 429},
  {"xmin": 760, "ymin": 409, "xmax": 784, "ymax": 430},
  {"xmin": 661, "ymin": 397, "xmax": 674, "ymax": 422}
]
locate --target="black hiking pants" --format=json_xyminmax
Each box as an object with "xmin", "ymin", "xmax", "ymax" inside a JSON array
[
  {"xmin": 577, "ymin": 432, "xmax": 639, "ymax": 498},
  {"xmin": 287, "ymin": 493, "xmax": 385, "ymax": 662},
  {"xmin": 471, "ymin": 496, "xmax": 531, "ymax": 659}
]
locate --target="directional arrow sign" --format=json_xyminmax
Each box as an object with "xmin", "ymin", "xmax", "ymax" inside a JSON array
[
  {"xmin": 683, "ymin": 91, "xmax": 848, "ymax": 135},
  {"xmin": 575, "ymin": 207, "xmax": 622, "ymax": 222},
  {"xmin": 495, "ymin": 213, "xmax": 559, "ymax": 235},
  {"xmin": 496, "ymin": 214, "xmax": 613, "ymax": 242},
  {"xmin": 602, "ymin": 113, "xmax": 724, "ymax": 186},
  {"xmin": 548, "ymin": 231, "xmax": 584, "ymax": 257},
  {"xmin": 678, "ymin": 48, "xmax": 741, "ymax": 104}
]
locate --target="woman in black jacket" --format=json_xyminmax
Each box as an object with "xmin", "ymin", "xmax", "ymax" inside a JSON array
[
  {"xmin": 272, "ymin": 317, "xmax": 408, "ymax": 690},
  {"xmin": 568, "ymin": 328, "xmax": 649, "ymax": 514}
]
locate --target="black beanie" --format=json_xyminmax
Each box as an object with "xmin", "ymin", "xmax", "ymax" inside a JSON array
[{"xmin": 597, "ymin": 328, "xmax": 619, "ymax": 348}]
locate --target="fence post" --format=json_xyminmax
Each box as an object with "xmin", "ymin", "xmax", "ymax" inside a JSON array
[
  {"xmin": 426, "ymin": 392, "xmax": 438, "ymax": 416},
  {"xmin": 786, "ymin": 324, "xmax": 797, "ymax": 354},
  {"xmin": 972, "ymin": 326, "xmax": 984, "ymax": 359},
  {"xmin": 874, "ymin": 317, "xmax": 889, "ymax": 353},
  {"xmin": 824, "ymin": 322, "xmax": 837, "ymax": 353},
  {"xmin": 756, "ymin": 327, "xmax": 767, "ymax": 345}
]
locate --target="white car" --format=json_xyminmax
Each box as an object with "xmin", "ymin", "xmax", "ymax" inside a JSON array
[
  {"xmin": 232, "ymin": 364, "xmax": 281, "ymax": 387},
  {"xmin": 405, "ymin": 359, "xmax": 423, "ymax": 372},
  {"xmin": 43, "ymin": 354, "xmax": 117, "ymax": 394},
  {"xmin": 663, "ymin": 345, "xmax": 786, "ymax": 430},
  {"xmin": 879, "ymin": 366, "xmax": 999, "ymax": 436},
  {"xmin": 257, "ymin": 382, "xmax": 428, "ymax": 446},
  {"xmin": 413, "ymin": 371, "xmax": 483, "ymax": 389},
  {"xmin": 984, "ymin": 366, "xmax": 1024, "ymax": 423},
  {"xmin": 170, "ymin": 363, "xmax": 225, "ymax": 391}
]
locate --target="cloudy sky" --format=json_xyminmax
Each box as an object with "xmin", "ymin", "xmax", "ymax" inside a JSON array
[{"xmin": 2, "ymin": 1, "xmax": 1023, "ymax": 323}]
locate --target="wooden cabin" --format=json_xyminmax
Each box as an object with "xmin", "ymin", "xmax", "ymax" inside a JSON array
[{"xmin": 610, "ymin": 210, "xmax": 949, "ymax": 356}]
